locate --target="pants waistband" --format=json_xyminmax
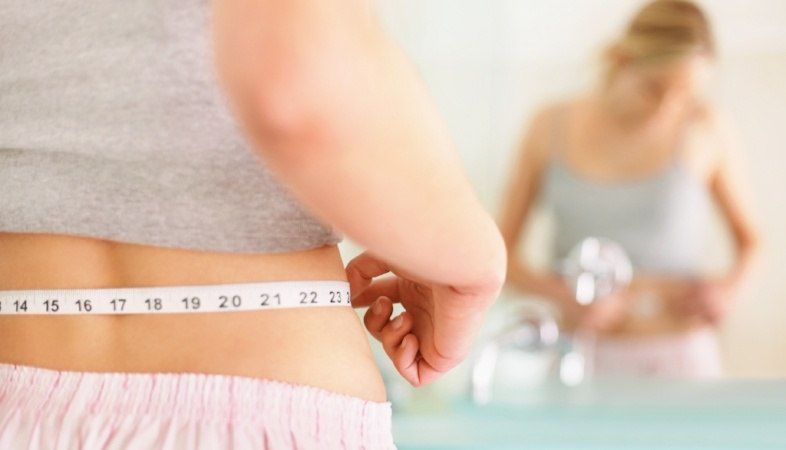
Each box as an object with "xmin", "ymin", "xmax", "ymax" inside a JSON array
[{"xmin": 0, "ymin": 362, "xmax": 395, "ymax": 448}]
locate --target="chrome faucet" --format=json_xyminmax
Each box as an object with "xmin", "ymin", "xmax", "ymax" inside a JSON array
[
  {"xmin": 558, "ymin": 237, "xmax": 632, "ymax": 305},
  {"xmin": 470, "ymin": 303, "xmax": 559, "ymax": 405},
  {"xmin": 469, "ymin": 237, "xmax": 633, "ymax": 405}
]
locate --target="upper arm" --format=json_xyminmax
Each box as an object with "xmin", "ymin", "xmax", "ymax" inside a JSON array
[
  {"xmin": 497, "ymin": 105, "xmax": 558, "ymax": 252},
  {"xmin": 210, "ymin": 0, "xmax": 382, "ymax": 142}
]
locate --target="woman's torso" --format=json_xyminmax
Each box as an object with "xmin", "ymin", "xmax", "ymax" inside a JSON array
[
  {"xmin": 0, "ymin": 2, "xmax": 386, "ymax": 402},
  {"xmin": 540, "ymin": 99, "xmax": 716, "ymax": 336},
  {"xmin": 0, "ymin": 0, "xmax": 341, "ymax": 253},
  {"xmin": 0, "ymin": 233, "xmax": 387, "ymax": 403}
]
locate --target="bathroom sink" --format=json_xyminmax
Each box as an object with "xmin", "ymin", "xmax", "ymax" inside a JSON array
[{"xmin": 391, "ymin": 378, "xmax": 786, "ymax": 450}]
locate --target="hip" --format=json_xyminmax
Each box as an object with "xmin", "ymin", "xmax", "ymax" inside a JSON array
[{"xmin": 0, "ymin": 298, "xmax": 386, "ymax": 402}]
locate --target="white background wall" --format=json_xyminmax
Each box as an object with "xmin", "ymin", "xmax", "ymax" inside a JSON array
[{"xmin": 352, "ymin": 0, "xmax": 786, "ymax": 377}]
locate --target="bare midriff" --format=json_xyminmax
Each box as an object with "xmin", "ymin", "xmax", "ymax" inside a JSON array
[
  {"xmin": 603, "ymin": 273, "xmax": 710, "ymax": 337},
  {"xmin": 0, "ymin": 231, "xmax": 386, "ymax": 402}
]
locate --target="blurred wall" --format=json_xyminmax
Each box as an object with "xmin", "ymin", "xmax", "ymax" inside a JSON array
[{"xmin": 352, "ymin": 0, "xmax": 786, "ymax": 377}]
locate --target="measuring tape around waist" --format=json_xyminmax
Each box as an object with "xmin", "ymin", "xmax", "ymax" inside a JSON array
[{"xmin": 0, "ymin": 280, "xmax": 351, "ymax": 315}]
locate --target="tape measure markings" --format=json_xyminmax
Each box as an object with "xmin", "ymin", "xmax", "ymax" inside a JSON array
[{"xmin": 0, "ymin": 280, "xmax": 351, "ymax": 315}]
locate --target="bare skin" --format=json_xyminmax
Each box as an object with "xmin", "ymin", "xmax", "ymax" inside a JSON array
[
  {"xmin": 498, "ymin": 56, "xmax": 760, "ymax": 338},
  {"xmin": 0, "ymin": 0, "xmax": 506, "ymax": 405},
  {"xmin": 0, "ymin": 232, "xmax": 387, "ymax": 402}
]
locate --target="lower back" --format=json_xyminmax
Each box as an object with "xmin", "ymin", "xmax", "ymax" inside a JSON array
[{"xmin": 0, "ymin": 232, "xmax": 386, "ymax": 402}]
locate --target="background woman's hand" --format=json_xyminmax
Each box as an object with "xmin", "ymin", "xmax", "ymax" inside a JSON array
[
  {"xmin": 573, "ymin": 290, "xmax": 631, "ymax": 333},
  {"xmin": 670, "ymin": 277, "xmax": 739, "ymax": 326},
  {"xmin": 547, "ymin": 275, "xmax": 630, "ymax": 333},
  {"xmin": 347, "ymin": 251, "xmax": 502, "ymax": 387},
  {"xmin": 626, "ymin": 274, "xmax": 739, "ymax": 327}
]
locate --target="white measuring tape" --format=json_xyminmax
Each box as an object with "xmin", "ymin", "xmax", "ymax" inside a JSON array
[{"xmin": 0, "ymin": 280, "xmax": 351, "ymax": 315}]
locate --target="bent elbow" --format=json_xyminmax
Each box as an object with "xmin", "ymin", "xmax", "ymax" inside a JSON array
[
  {"xmin": 216, "ymin": 34, "xmax": 382, "ymax": 164},
  {"xmin": 220, "ymin": 63, "xmax": 340, "ymax": 160},
  {"xmin": 450, "ymin": 222, "xmax": 509, "ymax": 303}
]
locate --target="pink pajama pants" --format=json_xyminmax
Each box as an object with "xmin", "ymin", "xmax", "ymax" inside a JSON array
[
  {"xmin": 588, "ymin": 327, "xmax": 724, "ymax": 378},
  {"xmin": 0, "ymin": 362, "xmax": 396, "ymax": 449}
]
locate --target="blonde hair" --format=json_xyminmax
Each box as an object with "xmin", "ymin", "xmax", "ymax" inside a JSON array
[{"xmin": 605, "ymin": 0, "xmax": 716, "ymax": 76}]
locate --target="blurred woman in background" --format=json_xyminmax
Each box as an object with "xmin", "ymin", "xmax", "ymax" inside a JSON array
[{"xmin": 499, "ymin": 0, "xmax": 760, "ymax": 378}]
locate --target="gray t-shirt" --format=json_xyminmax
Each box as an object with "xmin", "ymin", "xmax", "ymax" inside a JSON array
[{"xmin": 0, "ymin": 1, "xmax": 342, "ymax": 253}]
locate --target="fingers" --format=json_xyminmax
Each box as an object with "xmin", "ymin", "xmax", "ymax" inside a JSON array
[
  {"xmin": 363, "ymin": 296, "xmax": 394, "ymax": 341},
  {"xmin": 702, "ymin": 299, "xmax": 727, "ymax": 326},
  {"xmin": 347, "ymin": 252, "xmax": 391, "ymax": 299},
  {"xmin": 391, "ymin": 333, "xmax": 445, "ymax": 388},
  {"xmin": 414, "ymin": 358, "xmax": 444, "ymax": 387},
  {"xmin": 401, "ymin": 348, "xmax": 445, "ymax": 388},
  {"xmin": 575, "ymin": 314, "xmax": 600, "ymax": 333},
  {"xmin": 576, "ymin": 303, "xmax": 616, "ymax": 333},
  {"xmin": 393, "ymin": 333, "xmax": 420, "ymax": 386},
  {"xmin": 380, "ymin": 311, "xmax": 413, "ymax": 355},
  {"xmin": 378, "ymin": 312, "xmax": 425, "ymax": 387},
  {"xmin": 364, "ymin": 301, "xmax": 426, "ymax": 387},
  {"xmin": 351, "ymin": 277, "xmax": 400, "ymax": 308}
]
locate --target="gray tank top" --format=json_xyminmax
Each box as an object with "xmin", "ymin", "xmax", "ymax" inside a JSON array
[
  {"xmin": 0, "ymin": 1, "xmax": 342, "ymax": 253},
  {"xmin": 540, "ymin": 107, "xmax": 712, "ymax": 275}
]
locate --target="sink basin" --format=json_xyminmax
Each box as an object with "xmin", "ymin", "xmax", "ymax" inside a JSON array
[{"xmin": 391, "ymin": 378, "xmax": 786, "ymax": 449}]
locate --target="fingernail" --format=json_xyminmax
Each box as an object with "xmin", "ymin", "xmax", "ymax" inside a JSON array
[
  {"xmin": 372, "ymin": 300, "xmax": 383, "ymax": 315},
  {"xmin": 392, "ymin": 314, "xmax": 404, "ymax": 330}
]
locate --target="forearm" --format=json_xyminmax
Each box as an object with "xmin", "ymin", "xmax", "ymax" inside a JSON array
[
  {"xmin": 214, "ymin": 4, "xmax": 505, "ymax": 292},
  {"xmin": 723, "ymin": 236, "xmax": 761, "ymax": 288}
]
